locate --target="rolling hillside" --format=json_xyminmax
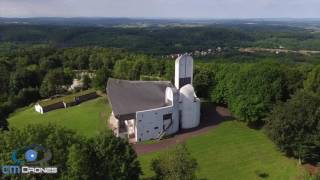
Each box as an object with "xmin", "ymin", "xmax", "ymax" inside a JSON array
[
  {"xmin": 139, "ymin": 121, "xmax": 303, "ymax": 180},
  {"xmin": 9, "ymin": 98, "xmax": 305, "ymax": 179},
  {"xmin": 9, "ymin": 96, "xmax": 111, "ymax": 138}
]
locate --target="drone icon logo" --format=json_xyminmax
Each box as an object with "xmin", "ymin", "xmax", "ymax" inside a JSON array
[
  {"xmin": 2, "ymin": 144, "xmax": 57, "ymax": 175},
  {"xmin": 11, "ymin": 144, "xmax": 52, "ymax": 166}
]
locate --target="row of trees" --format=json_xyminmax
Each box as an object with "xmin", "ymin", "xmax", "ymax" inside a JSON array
[
  {"xmin": 192, "ymin": 62, "xmax": 305, "ymax": 123},
  {"xmin": 0, "ymin": 124, "xmax": 198, "ymax": 180},
  {"xmin": 0, "ymin": 124, "xmax": 141, "ymax": 180},
  {"xmin": 192, "ymin": 62, "xmax": 320, "ymax": 163},
  {"xmin": 0, "ymin": 46, "xmax": 173, "ymax": 129},
  {"xmin": 266, "ymin": 65, "xmax": 320, "ymax": 163},
  {"xmin": 266, "ymin": 90, "xmax": 320, "ymax": 164}
]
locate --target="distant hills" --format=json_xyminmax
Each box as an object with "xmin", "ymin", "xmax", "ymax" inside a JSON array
[{"xmin": 1, "ymin": 17, "xmax": 320, "ymax": 27}]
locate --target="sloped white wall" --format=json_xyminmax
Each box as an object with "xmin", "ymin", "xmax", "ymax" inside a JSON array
[
  {"xmin": 135, "ymin": 105, "xmax": 177, "ymax": 142},
  {"xmin": 165, "ymin": 87, "xmax": 179, "ymax": 135}
]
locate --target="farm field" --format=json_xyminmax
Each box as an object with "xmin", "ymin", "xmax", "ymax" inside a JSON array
[
  {"xmin": 139, "ymin": 121, "xmax": 303, "ymax": 180},
  {"xmin": 8, "ymin": 96, "xmax": 111, "ymax": 138}
]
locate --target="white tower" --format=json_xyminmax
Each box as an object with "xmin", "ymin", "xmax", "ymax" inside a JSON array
[
  {"xmin": 174, "ymin": 55, "xmax": 200, "ymax": 130},
  {"xmin": 175, "ymin": 54, "xmax": 194, "ymax": 89}
]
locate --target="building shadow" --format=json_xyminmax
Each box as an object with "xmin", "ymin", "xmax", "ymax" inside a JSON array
[{"xmin": 178, "ymin": 101, "xmax": 234, "ymax": 134}]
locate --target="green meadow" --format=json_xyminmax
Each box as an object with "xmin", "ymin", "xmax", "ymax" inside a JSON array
[
  {"xmin": 9, "ymin": 97, "xmax": 111, "ymax": 138},
  {"xmin": 9, "ymin": 100, "xmax": 304, "ymax": 179},
  {"xmin": 139, "ymin": 121, "xmax": 303, "ymax": 180}
]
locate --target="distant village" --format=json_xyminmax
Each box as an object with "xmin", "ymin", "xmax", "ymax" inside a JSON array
[
  {"xmin": 164, "ymin": 45, "xmax": 320, "ymax": 59},
  {"xmin": 164, "ymin": 47, "xmax": 224, "ymax": 59}
]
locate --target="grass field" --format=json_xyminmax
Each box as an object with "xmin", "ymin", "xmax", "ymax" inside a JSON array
[
  {"xmin": 9, "ymin": 99, "xmax": 304, "ymax": 179},
  {"xmin": 9, "ymin": 96, "xmax": 111, "ymax": 138},
  {"xmin": 139, "ymin": 121, "xmax": 303, "ymax": 180}
]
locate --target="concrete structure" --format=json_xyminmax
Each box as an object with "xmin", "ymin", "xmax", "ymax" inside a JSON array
[
  {"xmin": 107, "ymin": 55, "xmax": 200, "ymax": 143},
  {"xmin": 35, "ymin": 90, "xmax": 98, "ymax": 114}
]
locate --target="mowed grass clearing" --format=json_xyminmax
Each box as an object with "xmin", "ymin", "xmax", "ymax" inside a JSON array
[
  {"xmin": 9, "ymin": 96, "xmax": 111, "ymax": 138},
  {"xmin": 139, "ymin": 121, "xmax": 303, "ymax": 180},
  {"xmin": 9, "ymin": 99, "xmax": 304, "ymax": 179}
]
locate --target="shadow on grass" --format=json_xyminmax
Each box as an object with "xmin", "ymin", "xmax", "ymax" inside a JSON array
[
  {"xmin": 178, "ymin": 101, "xmax": 234, "ymax": 134},
  {"xmin": 255, "ymin": 170, "xmax": 269, "ymax": 179}
]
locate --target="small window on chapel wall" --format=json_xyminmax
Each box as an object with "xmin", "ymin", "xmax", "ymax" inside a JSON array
[{"xmin": 163, "ymin": 113, "xmax": 172, "ymax": 120}]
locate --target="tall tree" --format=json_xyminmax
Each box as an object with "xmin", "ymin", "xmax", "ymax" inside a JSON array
[
  {"xmin": 82, "ymin": 74, "xmax": 92, "ymax": 90},
  {"xmin": 151, "ymin": 144, "xmax": 198, "ymax": 180},
  {"xmin": 229, "ymin": 62, "xmax": 286, "ymax": 124},
  {"xmin": 93, "ymin": 67, "xmax": 112, "ymax": 91},
  {"xmin": 9, "ymin": 69, "xmax": 40, "ymax": 94},
  {"xmin": 88, "ymin": 131, "xmax": 142, "ymax": 180},
  {"xmin": 266, "ymin": 91, "xmax": 320, "ymax": 163},
  {"xmin": 40, "ymin": 68, "xmax": 73, "ymax": 97},
  {"xmin": 304, "ymin": 64, "xmax": 320, "ymax": 94},
  {"xmin": 193, "ymin": 65, "xmax": 215, "ymax": 98}
]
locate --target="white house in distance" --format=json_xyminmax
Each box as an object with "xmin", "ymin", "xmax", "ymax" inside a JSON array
[{"xmin": 107, "ymin": 54, "xmax": 201, "ymax": 143}]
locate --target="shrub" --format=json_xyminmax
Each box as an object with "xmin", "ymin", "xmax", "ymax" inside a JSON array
[{"xmin": 151, "ymin": 144, "xmax": 198, "ymax": 180}]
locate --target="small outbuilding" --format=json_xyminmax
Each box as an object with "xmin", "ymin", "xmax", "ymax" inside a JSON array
[{"xmin": 35, "ymin": 97, "xmax": 65, "ymax": 114}]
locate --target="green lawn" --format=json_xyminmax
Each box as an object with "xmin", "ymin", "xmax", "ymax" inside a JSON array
[
  {"xmin": 9, "ymin": 99, "xmax": 304, "ymax": 179},
  {"xmin": 139, "ymin": 121, "xmax": 303, "ymax": 180},
  {"xmin": 9, "ymin": 97, "xmax": 111, "ymax": 138}
]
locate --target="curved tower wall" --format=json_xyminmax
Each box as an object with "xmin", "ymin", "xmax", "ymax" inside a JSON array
[{"xmin": 179, "ymin": 85, "xmax": 201, "ymax": 129}]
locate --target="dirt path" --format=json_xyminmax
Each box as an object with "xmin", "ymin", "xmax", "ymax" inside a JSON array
[
  {"xmin": 304, "ymin": 164, "xmax": 319, "ymax": 176},
  {"xmin": 133, "ymin": 104, "xmax": 233, "ymax": 155}
]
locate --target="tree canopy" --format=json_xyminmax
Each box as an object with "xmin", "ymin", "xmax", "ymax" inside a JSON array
[
  {"xmin": 266, "ymin": 91, "xmax": 320, "ymax": 163},
  {"xmin": 304, "ymin": 64, "xmax": 320, "ymax": 94},
  {"xmin": 0, "ymin": 124, "xmax": 142, "ymax": 180},
  {"xmin": 151, "ymin": 144, "xmax": 198, "ymax": 180}
]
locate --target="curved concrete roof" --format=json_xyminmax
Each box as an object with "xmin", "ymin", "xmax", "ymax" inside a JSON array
[{"xmin": 180, "ymin": 84, "xmax": 196, "ymax": 100}]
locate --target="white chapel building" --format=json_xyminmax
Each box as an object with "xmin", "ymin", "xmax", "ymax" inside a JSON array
[{"xmin": 107, "ymin": 54, "xmax": 200, "ymax": 143}]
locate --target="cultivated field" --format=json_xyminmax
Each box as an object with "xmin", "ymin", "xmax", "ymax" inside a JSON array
[{"xmin": 9, "ymin": 97, "xmax": 111, "ymax": 138}]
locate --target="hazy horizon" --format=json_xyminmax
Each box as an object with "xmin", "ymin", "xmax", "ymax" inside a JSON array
[
  {"xmin": 1, "ymin": 17, "xmax": 320, "ymax": 21},
  {"xmin": 1, "ymin": 0, "xmax": 320, "ymax": 19}
]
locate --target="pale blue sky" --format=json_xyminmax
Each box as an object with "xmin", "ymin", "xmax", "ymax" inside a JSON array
[{"xmin": 0, "ymin": 0, "xmax": 319, "ymax": 18}]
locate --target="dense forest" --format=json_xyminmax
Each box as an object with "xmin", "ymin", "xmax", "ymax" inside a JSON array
[
  {"xmin": 1, "ymin": 24, "xmax": 320, "ymax": 55},
  {"xmin": 0, "ymin": 23, "xmax": 319, "ymax": 175}
]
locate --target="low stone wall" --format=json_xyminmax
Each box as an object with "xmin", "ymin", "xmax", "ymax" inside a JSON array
[
  {"xmin": 42, "ymin": 102, "xmax": 65, "ymax": 113},
  {"xmin": 76, "ymin": 92, "xmax": 98, "ymax": 103}
]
